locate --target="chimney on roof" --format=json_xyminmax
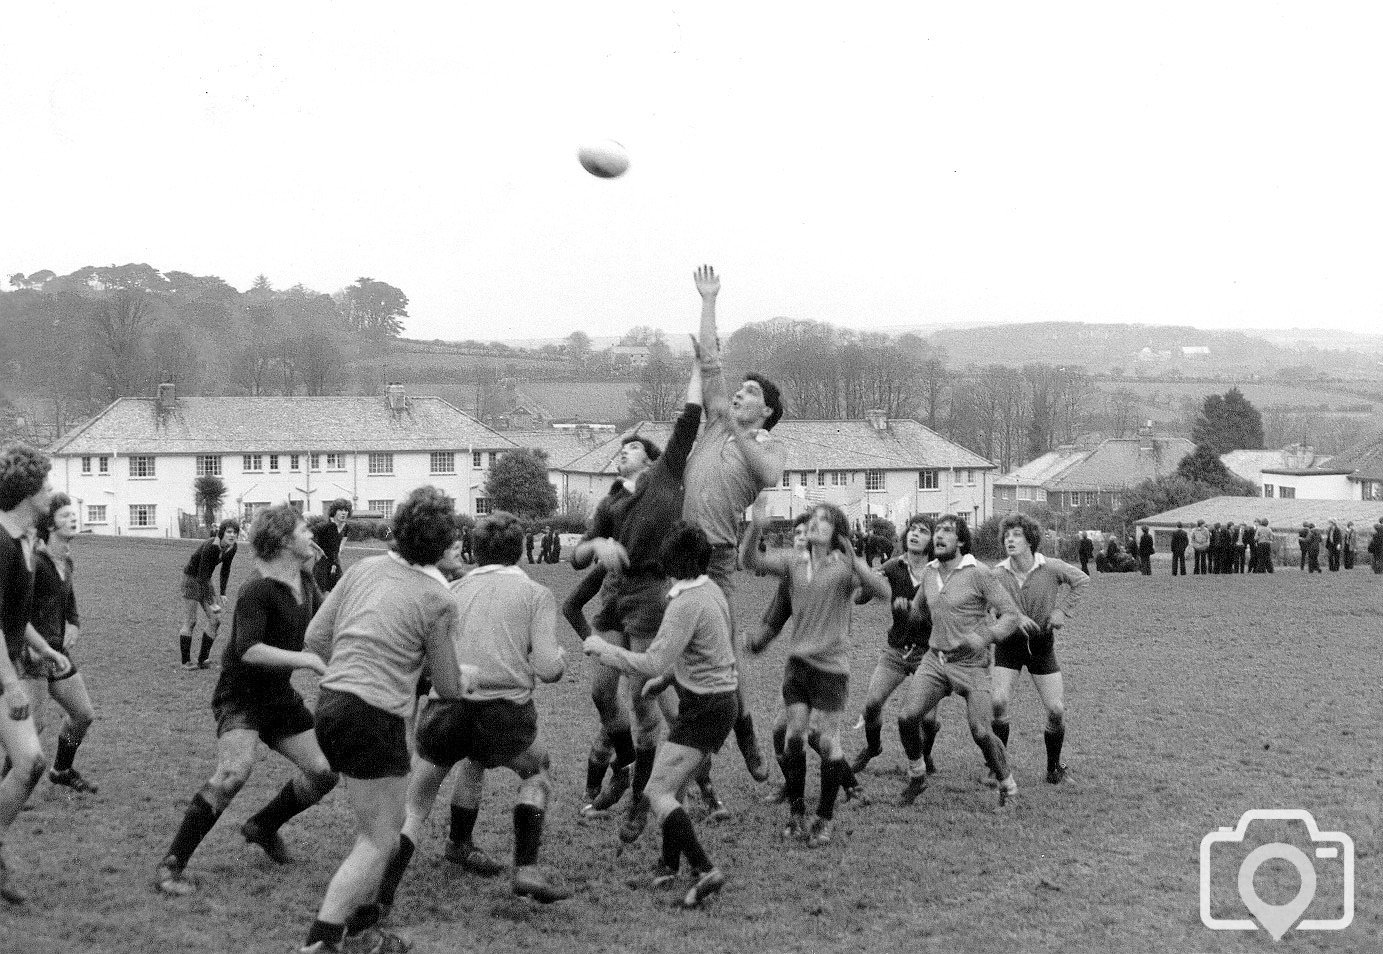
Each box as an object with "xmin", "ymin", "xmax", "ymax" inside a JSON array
[
  {"xmin": 865, "ymin": 408, "xmax": 889, "ymax": 431},
  {"xmin": 385, "ymin": 382, "xmax": 407, "ymax": 413},
  {"xmin": 156, "ymin": 382, "xmax": 176, "ymax": 415}
]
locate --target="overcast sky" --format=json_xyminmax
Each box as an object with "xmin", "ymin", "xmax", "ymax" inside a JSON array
[{"xmin": 4, "ymin": 3, "xmax": 1382, "ymax": 343}]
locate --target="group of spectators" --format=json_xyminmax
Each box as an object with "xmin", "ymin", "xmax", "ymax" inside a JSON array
[{"xmin": 1075, "ymin": 516, "xmax": 1383, "ymax": 576}]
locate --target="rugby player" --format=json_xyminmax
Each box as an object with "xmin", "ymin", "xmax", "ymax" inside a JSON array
[{"xmin": 177, "ymin": 519, "xmax": 239, "ymax": 670}]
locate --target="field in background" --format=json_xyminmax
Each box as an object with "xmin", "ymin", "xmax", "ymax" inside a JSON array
[{"xmin": 4, "ymin": 536, "xmax": 1378, "ymax": 953}]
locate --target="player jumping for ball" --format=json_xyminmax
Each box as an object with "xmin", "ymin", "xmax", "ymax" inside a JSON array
[
  {"xmin": 989, "ymin": 513, "xmax": 1087, "ymax": 785},
  {"xmin": 683, "ymin": 265, "xmax": 786, "ymax": 784}
]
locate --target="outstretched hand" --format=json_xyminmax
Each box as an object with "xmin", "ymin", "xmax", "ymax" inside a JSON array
[{"xmin": 693, "ymin": 264, "xmax": 720, "ymax": 299}]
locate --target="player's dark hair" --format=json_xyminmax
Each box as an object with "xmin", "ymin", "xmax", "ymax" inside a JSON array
[
  {"xmin": 250, "ymin": 505, "xmax": 303, "ymax": 561},
  {"xmin": 935, "ymin": 513, "xmax": 972, "ymax": 553},
  {"xmin": 624, "ymin": 435, "xmax": 662, "ymax": 463},
  {"xmin": 392, "ymin": 486, "xmax": 458, "ymax": 566},
  {"xmin": 216, "ymin": 518, "xmax": 241, "ymax": 541},
  {"xmin": 0, "ymin": 442, "xmax": 51, "ymax": 512},
  {"xmin": 660, "ymin": 521, "xmax": 711, "ymax": 580},
  {"xmin": 792, "ymin": 512, "xmax": 812, "ymax": 529},
  {"xmin": 902, "ymin": 514, "xmax": 935, "ymax": 557},
  {"xmin": 744, "ymin": 374, "xmax": 783, "ymax": 430},
  {"xmin": 474, "ymin": 511, "xmax": 524, "ymax": 566},
  {"xmin": 36, "ymin": 492, "xmax": 74, "ymax": 543},
  {"xmin": 999, "ymin": 513, "xmax": 1042, "ymax": 552},
  {"xmin": 327, "ymin": 498, "xmax": 352, "ymax": 519}
]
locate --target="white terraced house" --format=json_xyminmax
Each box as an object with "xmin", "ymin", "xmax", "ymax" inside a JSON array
[{"xmin": 47, "ymin": 383, "xmax": 518, "ymax": 536}]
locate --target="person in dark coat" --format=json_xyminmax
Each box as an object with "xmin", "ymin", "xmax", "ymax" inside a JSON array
[
  {"xmin": 1242, "ymin": 522, "xmax": 1256, "ymax": 572},
  {"xmin": 1170, "ymin": 523, "xmax": 1188, "ymax": 576},
  {"xmin": 525, "ymin": 528, "xmax": 537, "ymax": 564},
  {"xmin": 1324, "ymin": 519, "xmax": 1342, "ymax": 572},
  {"xmin": 312, "ymin": 499, "xmax": 351, "ymax": 594},
  {"xmin": 1305, "ymin": 523, "xmax": 1323, "ymax": 573},
  {"xmin": 1369, "ymin": 520, "xmax": 1383, "ymax": 574},
  {"xmin": 1137, "ymin": 527, "xmax": 1155, "ymax": 576},
  {"xmin": 1078, "ymin": 532, "xmax": 1095, "ymax": 575},
  {"xmin": 1343, "ymin": 521, "xmax": 1357, "ymax": 570},
  {"xmin": 537, "ymin": 526, "xmax": 552, "ymax": 564},
  {"xmin": 1298, "ymin": 525, "xmax": 1310, "ymax": 571},
  {"xmin": 547, "ymin": 526, "xmax": 562, "ymax": 564}
]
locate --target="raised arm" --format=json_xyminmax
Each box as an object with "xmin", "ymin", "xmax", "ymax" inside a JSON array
[
  {"xmin": 741, "ymin": 517, "xmax": 792, "ymax": 577},
  {"xmin": 694, "ymin": 265, "xmax": 730, "ymax": 417},
  {"xmin": 840, "ymin": 533, "xmax": 890, "ymax": 601}
]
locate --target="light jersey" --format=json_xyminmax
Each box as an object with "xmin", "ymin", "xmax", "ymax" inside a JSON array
[
  {"xmin": 683, "ymin": 415, "xmax": 784, "ymax": 548},
  {"xmin": 918, "ymin": 553, "xmax": 1020, "ymax": 666},
  {"xmin": 442, "ymin": 564, "xmax": 563, "ymax": 704},
  {"xmin": 599, "ymin": 576, "xmax": 738, "ymax": 694},
  {"xmin": 991, "ymin": 552, "xmax": 1089, "ymax": 630},
  {"xmin": 760, "ymin": 549, "xmax": 859, "ymax": 675}
]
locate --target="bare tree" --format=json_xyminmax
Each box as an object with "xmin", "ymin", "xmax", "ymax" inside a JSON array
[{"xmin": 628, "ymin": 354, "xmax": 683, "ymax": 422}]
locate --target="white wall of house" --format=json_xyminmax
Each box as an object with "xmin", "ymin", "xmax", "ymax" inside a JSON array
[
  {"xmin": 53, "ymin": 449, "xmax": 501, "ymax": 536},
  {"xmin": 763, "ymin": 466, "xmax": 991, "ymax": 526},
  {"xmin": 1260, "ymin": 472, "xmax": 1355, "ymax": 501}
]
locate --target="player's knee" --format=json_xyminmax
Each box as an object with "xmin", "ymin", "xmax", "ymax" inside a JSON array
[
  {"xmin": 1046, "ymin": 705, "xmax": 1065, "ymax": 730},
  {"xmin": 991, "ymin": 697, "xmax": 1010, "ymax": 720},
  {"xmin": 209, "ymin": 763, "xmax": 251, "ymax": 798},
  {"xmin": 305, "ymin": 766, "xmax": 339, "ymax": 798},
  {"xmin": 966, "ymin": 715, "xmax": 992, "ymax": 743},
  {"xmin": 862, "ymin": 699, "xmax": 884, "ymax": 724},
  {"xmin": 16, "ymin": 750, "xmax": 48, "ymax": 788}
]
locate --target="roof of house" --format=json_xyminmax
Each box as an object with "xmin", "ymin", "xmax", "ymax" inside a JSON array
[
  {"xmin": 1328, "ymin": 431, "xmax": 1383, "ymax": 482},
  {"xmin": 49, "ymin": 396, "xmax": 516, "ymax": 455},
  {"xmin": 505, "ymin": 429, "xmax": 610, "ymax": 469},
  {"xmin": 515, "ymin": 382, "xmax": 636, "ymax": 425},
  {"xmin": 558, "ymin": 418, "xmax": 996, "ymax": 476},
  {"xmin": 1137, "ymin": 496, "xmax": 1383, "ymax": 531},
  {"xmin": 994, "ymin": 448, "xmax": 1092, "ymax": 486},
  {"xmin": 1221, "ymin": 447, "xmax": 1335, "ymax": 482},
  {"xmin": 1043, "ymin": 437, "xmax": 1195, "ymax": 491},
  {"xmin": 1260, "ymin": 467, "xmax": 1355, "ymax": 477}
]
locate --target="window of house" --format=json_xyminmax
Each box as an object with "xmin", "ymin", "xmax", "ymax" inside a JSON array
[
  {"xmin": 129, "ymin": 504, "xmax": 156, "ymax": 528},
  {"xmin": 268, "ymin": 454, "xmax": 280, "ymax": 472},
  {"xmin": 781, "ymin": 471, "xmax": 791, "ymax": 488},
  {"xmin": 1035, "ymin": 488, "xmax": 1048, "ymax": 502},
  {"xmin": 242, "ymin": 501, "xmax": 270, "ymax": 522},
  {"xmin": 832, "ymin": 471, "xmax": 847, "ymax": 486},
  {"xmin": 81, "ymin": 456, "xmax": 92, "ymax": 474},
  {"xmin": 817, "ymin": 470, "xmax": 826, "ymax": 486},
  {"xmin": 326, "ymin": 453, "xmax": 345, "ymax": 471},
  {"xmin": 98, "ymin": 456, "xmax": 109, "ymax": 474},
  {"xmin": 310, "ymin": 453, "xmax": 321, "ymax": 471},
  {"xmin": 86, "ymin": 505, "xmax": 107, "ymax": 524},
  {"xmin": 475, "ymin": 497, "xmax": 492, "ymax": 515},
  {"xmin": 1278, "ymin": 486, "xmax": 1296, "ymax": 499},
  {"xmin": 243, "ymin": 454, "xmax": 263, "ymax": 472},
  {"xmin": 918, "ymin": 469, "xmax": 939, "ymax": 490},
  {"xmin": 473, "ymin": 450, "xmax": 484, "ymax": 469},
  {"xmin": 368, "ymin": 453, "xmax": 393, "ymax": 475},
  {"xmin": 368, "ymin": 499, "xmax": 395, "ymax": 518},
  {"xmin": 865, "ymin": 470, "xmax": 884, "ymax": 491},
  {"xmin": 799, "ymin": 472, "xmax": 808, "ymax": 487},
  {"xmin": 196, "ymin": 456, "xmax": 222, "ymax": 477},
  {"xmin": 1018, "ymin": 487, "xmax": 1033, "ymax": 501},
  {"xmin": 290, "ymin": 454, "xmax": 301, "ymax": 471},
  {"xmin": 129, "ymin": 456, "xmax": 156, "ymax": 478},
  {"xmin": 1263, "ymin": 484, "xmax": 1274, "ymax": 498},
  {"xmin": 431, "ymin": 452, "xmax": 456, "ymax": 475}
]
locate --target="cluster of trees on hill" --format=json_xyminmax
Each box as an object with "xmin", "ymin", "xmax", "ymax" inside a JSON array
[{"xmin": 1, "ymin": 265, "xmax": 409, "ymax": 432}]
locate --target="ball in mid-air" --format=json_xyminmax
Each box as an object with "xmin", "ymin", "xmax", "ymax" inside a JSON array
[{"xmin": 578, "ymin": 140, "xmax": 630, "ymax": 179}]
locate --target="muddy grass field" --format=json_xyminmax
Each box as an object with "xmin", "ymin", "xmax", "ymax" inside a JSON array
[{"xmin": 5, "ymin": 537, "xmax": 1379, "ymax": 953}]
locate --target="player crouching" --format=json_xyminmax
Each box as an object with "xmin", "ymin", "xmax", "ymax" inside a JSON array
[{"xmin": 583, "ymin": 522, "xmax": 736, "ymax": 909}]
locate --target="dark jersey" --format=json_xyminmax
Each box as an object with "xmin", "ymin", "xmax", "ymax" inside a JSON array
[
  {"xmin": 586, "ymin": 403, "xmax": 700, "ymax": 576},
  {"xmin": 212, "ymin": 571, "xmax": 320, "ymax": 708},
  {"xmin": 0, "ymin": 527, "xmax": 35, "ymax": 661},
  {"xmin": 184, "ymin": 538, "xmax": 236, "ymax": 596},
  {"xmin": 30, "ymin": 548, "xmax": 78, "ymax": 652},
  {"xmin": 879, "ymin": 557, "xmax": 931, "ymax": 650}
]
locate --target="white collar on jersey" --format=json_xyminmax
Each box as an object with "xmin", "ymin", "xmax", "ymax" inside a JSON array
[
  {"xmin": 464, "ymin": 564, "xmax": 524, "ymax": 578},
  {"xmin": 667, "ymin": 575, "xmax": 711, "ymax": 599},
  {"xmin": 927, "ymin": 553, "xmax": 980, "ymax": 572},
  {"xmin": 996, "ymin": 552, "xmax": 1046, "ymax": 576},
  {"xmin": 388, "ymin": 549, "xmax": 450, "ymax": 588}
]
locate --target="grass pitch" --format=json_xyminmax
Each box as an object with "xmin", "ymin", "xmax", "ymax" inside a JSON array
[{"xmin": 4, "ymin": 537, "xmax": 1378, "ymax": 953}]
